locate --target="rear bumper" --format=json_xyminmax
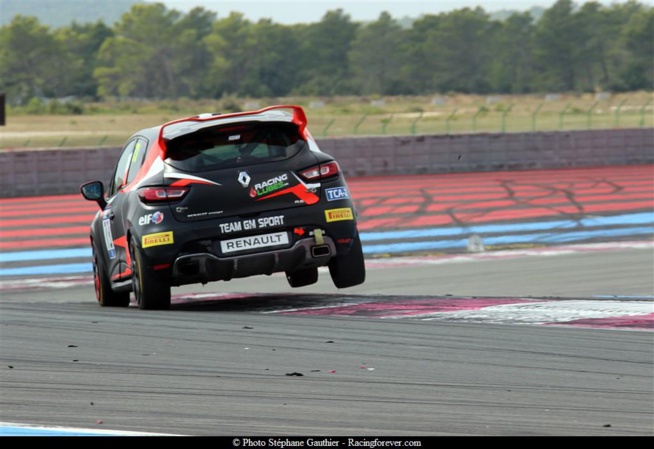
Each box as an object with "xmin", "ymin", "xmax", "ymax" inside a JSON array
[{"xmin": 170, "ymin": 236, "xmax": 336, "ymax": 286}]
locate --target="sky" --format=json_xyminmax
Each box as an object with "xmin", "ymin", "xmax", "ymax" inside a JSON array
[{"xmin": 154, "ymin": 0, "xmax": 624, "ymax": 23}]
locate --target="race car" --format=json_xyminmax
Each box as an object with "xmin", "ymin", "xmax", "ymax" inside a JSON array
[{"xmin": 80, "ymin": 105, "xmax": 365, "ymax": 310}]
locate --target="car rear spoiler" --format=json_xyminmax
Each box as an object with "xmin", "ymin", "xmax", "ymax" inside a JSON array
[{"xmin": 157, "ymin": 105, "xmax": 309, "ymax": 156}]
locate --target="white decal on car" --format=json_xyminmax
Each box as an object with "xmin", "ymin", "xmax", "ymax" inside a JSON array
[
  {"xmin": 163, "ymin": 173, "xmax": 221, "ymax": 186},
  {"xmin": 219, "ymin": 215, "xmax": 285, "ymax": 234},
  {"xmin": 220, "ymin": 232, "xmax": 289, "ymax": 254},
  {"xmin": 102, "ymin": 217, "xmax": 116, "ymax": 259}
]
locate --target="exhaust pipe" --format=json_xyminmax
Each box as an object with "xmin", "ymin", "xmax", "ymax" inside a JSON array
[
  {"xmin": 311, "ymin": 245, "xmax": 331, "ymax": 258},
  {"xmin": 178, "ymin": 260, "xmax": 200, "ymax": 276}
]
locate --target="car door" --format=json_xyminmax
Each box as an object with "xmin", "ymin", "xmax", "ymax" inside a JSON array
[{"xmin": 102, "ymin": 138, "xmax": 144, "ymax": 281}]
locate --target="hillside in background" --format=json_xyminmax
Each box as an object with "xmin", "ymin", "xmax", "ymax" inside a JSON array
[{"xmin": 0, "ymin": 0, "xmax": 144, "ymax": 27}]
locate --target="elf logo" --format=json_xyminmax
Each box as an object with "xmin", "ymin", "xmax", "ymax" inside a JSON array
[{"xmin": 138, "ymin": 211, "xmax": 164, "ymax": 226}]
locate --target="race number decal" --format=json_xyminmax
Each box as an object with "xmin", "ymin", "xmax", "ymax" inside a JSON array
[{"xmin": 102, "ymin": 217, "xmax": 116, "ymax": 259}]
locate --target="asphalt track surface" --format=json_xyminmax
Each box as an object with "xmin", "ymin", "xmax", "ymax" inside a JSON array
[{"xmin": 1, "ymin": 165, "xmax": 653, "ymax": 436}]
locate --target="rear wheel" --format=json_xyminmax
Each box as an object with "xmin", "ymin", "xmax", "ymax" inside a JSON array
[
  {"xmin": 286, "ymin": 267, "xmax": 319, "ymax": 288},
  {"xmin": 328, "ymin": 232, "xmax": 366, "ymax": 289},
  {"xmin": 131, "ymin": 240, "xmax": 171, "ymax": 310},
  {"xmin": 92, "ymin": 243, "xmax": 130, "ymax": 307}
]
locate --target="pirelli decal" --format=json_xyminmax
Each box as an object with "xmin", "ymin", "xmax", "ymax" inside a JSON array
[
  {"xmin": 325, "ymin": 207, "xmax": 354, "ymax": 222},
  {"xmin": 142, "ymin": 231, "xmax": 174, "ymax": 248}
]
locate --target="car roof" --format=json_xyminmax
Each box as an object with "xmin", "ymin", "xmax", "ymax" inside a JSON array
[
  {"xmin": 151, "ymin": 105, "xmax": 309, "ymax": 158},
  {"xmin": 126, "ymin": 105, "xmax": 309, "ymax": 157}
]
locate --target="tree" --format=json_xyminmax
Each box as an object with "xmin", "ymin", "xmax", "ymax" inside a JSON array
[
  {"xmin": 533, "ymin": 0, "xmax": 582, "ymax": 91},
  {"xmin": 0, "ymin": 16, "xmax": 77, "ymax": 103},
  {"xmin": 203, "ymin": 12, "xmax": 254, "ymax": 97},
  {"xmin": 240, "ymin": 19, "xmax": 301, "ymax": 97},
  {"xmin": 573, "ymin": 2, "xmax": 616, "ymax": 91},
  {"xmin": 408, "ymin": 8, "xmax": 494, "ymax": 94},
  {"xmin": 403, "ymin": 14, "xmax": 442, "ymax": 93},
  {"xmin": 619, "ymin": 6, "xmax": 654, "ymax": 90},
  {"xmin": 94, "ymin": 2, "xmax": 212, "ymax": 99},
  {"xmin": 204, "ymin": 14, "xmax": 301, "ymax": 98},
  {"xmin": 55, "ymin": 21, "xmax": 114, "ymax": 99},
  {"xmin": 487, "ymin": 12, "xmax": 536, "ymax": 93},
  {"xmin": 348, "ymin": 12, "xmax": 409, "ymax": 95},
  {"xmin": 293, "ymin": 9, "xmax": 359, "ymax": 95},
  {"xmin": 172, "ymin": 7, "xmax": 216, "ymax": 98}
]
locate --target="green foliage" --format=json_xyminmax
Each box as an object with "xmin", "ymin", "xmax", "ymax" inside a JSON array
[
  {"xmin": 1, "ymin": 1, "xmax": 652, "ymax": 106},
  {"xmin": 21, "ymin": 97, "xmax": 84, "ymax": 114},
  {"xmin": 219, "ymin": 95, "xmax": 242, "ymax": 113}
]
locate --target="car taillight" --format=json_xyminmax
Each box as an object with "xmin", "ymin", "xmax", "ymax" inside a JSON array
[
  {"xmin": 138, "ymin": 187, "xmax": 189, "ymax": 203},
  {"xmin": 299, "ymin": 161, "xmax": 340, "ymax": 181}
]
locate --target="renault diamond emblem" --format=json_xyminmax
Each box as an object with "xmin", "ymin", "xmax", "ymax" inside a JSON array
[{"xmin": 238, "ymin": 171, "xmax": 251, "ymax": 188}]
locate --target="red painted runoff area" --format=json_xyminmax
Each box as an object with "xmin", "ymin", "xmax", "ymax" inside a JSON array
[{"xmin": 0, "ymin": 165, "xmax": 652, "ymax": 251}]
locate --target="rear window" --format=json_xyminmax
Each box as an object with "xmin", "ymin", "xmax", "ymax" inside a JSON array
[{"xmin": 165, "ymin": 122, "xmax": 306, "ymax": 172}]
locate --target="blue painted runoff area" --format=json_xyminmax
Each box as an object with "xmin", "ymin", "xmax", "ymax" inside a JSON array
[
  {"xmin": 0, "ymin": 248, "xmax": 91, "ymax": 263},
  {"xmin": 362, "ymin": 226, "xmax": 654, "ymax": 254},
  {"xmin": 0, "ymin": 425, "xmax": 112, "ymax": 436},
  {"xmin": 360, "ymin": 212, "xmax": 654, "ymax": 242},
  {"xmin": 0, "ymin": 423, "xmax": 175, "ymax": 436}
]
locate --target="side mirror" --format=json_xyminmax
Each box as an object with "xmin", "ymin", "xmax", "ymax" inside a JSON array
[{"xmin": 81, "ymin": 181, "xmax": 107, "ymax": 210}]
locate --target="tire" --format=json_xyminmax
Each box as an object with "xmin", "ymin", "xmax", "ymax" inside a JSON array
[
  {"xmin": 286, "ymin": 267, "xmax": 319, "ymax": 288},
  {"xmin": 131, "ymin": 240, "xmax": 171, "ymax": 310},
  {"xmin": 92, "ymin": 243, "xmax": 130, "ymax": 307},
  {"xmin": 328, "ymin": 232, "xmax": 366, "ymax": 289}
]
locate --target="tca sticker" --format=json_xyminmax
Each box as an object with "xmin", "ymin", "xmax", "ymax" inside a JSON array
[{"xmin": 325, "ymin": 187, "xmax": 350, "ymax": 201}]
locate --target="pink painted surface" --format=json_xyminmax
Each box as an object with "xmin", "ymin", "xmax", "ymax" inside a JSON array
[
  {"xmin": 1, "ymin": 164, "xmax": 652, "ymax": 251},
  {"xmin": 279, "ymin": 298, "xmax": 535, "ymax": 317}
]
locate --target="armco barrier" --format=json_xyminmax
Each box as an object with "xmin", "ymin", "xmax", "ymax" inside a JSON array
[{"xmin": 1, "ymin": 128, "xmax": 652, "ymax": 198}]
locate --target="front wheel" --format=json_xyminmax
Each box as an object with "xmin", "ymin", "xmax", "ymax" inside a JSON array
[
  {"xmin": 328, "ymin": 232, "xmax": 366, "ymax": 289},
  {"xmin": 131, "ymin": 240, "xmax": 171, "ymax": 310},
  {"xmin": 93, "ymin": 242, "xmax": 130, "ymax": 307}
]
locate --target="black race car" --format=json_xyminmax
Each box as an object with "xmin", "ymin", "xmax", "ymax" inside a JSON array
[{"xmin": 81, "ymin": 105, "xmax": 365, "ymax": 310}]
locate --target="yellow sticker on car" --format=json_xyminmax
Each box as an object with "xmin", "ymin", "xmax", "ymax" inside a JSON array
[
  {"xmin": 142, "ymin": 231, "xmax": 174, "ymax": 248},
  {"xmin": 325, "ymin": 207, "xmax": 353, "ymax": 222},
  {"xmin": 131, "ymin": 141, "xmax": 141, "ymax": 163}
]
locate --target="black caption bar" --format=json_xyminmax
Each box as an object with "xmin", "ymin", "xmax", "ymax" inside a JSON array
[{"xmin": 230, "ymin": 438, "xmax": 425, "ymax": 448}]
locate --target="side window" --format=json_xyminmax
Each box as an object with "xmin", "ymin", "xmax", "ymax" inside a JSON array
[
  {"xmin": 126, "ymin": 138, "xmax": 148, "ymax": 184},
  {"xmin": 109, "ymin": 140, "xmax": 136, "ymax": 197}
]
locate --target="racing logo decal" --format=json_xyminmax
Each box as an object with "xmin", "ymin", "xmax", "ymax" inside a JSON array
[
  {"xmin": 138, "ymin": 211, "xmax": 164, "ymax": 226},
  {"xmin": 142, "ymin": 231, "xmax": 174, "ymax": 248},
  {"xmin": 250, "ymin": 174, "xmax": 289, "ymax": 198},
  {"xmin": 238, "ymin": 171, "xmax": 251, "ymax": 188},
  {"xmin": 250, "ymin": 173, "xmax": 320, "ymax": 205},
  {"xmin": 325, "ymin": 207, "xmax": 354, "ymax": 222}
]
